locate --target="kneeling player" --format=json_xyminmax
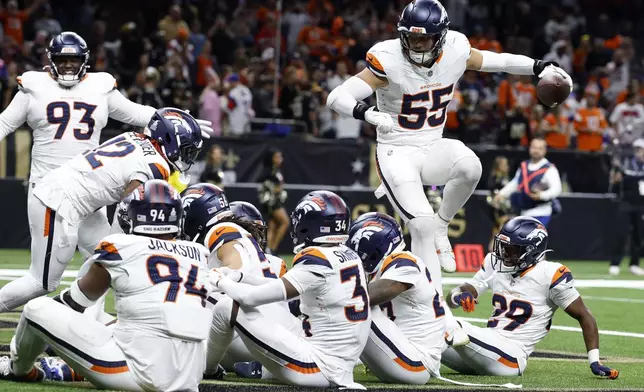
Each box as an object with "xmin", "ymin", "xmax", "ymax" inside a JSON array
[
  {"xmin": 442, "ymin": 216, "xmax": 619, "ymax": 379},
  {"xmin": 347, "ymin": 213, "xmax": 445, "ymax": 384},
  {"xmin": 208, "ymin": 191, "xmax": 370, "ymax": 389},
  {"xmin": 0, "ymin": 180, "xmax": 212, "ymax": 391}
]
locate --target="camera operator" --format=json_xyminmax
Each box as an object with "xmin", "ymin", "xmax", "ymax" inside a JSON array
[{"xmin": 608, "ymin": 138, "xmax": 644, "ymax": 276}]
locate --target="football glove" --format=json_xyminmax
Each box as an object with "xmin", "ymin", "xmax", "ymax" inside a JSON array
[
  {"xmin": 590, "ymin": 361, "xmax": 619, "ymax": 379},
  {"xmin": 452, "ymin": 291, "xmax": 477, "ymax": 313},
  {"xmin": 536, "ymin": 63, "xmax": 573, "ymax": 94},
  {"xmin": 182, "ymin": 109, "xmax": 214, "ymax": 139},
  {"xmin": 364, "ymin": 107, "xmax": 395, "ymax": 133}
]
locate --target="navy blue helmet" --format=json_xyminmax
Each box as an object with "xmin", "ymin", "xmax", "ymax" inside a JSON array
[
  {"xmin": 181, "ymin": 183, "xmax": 231, "ymax": 241},
  {"xmin": 128, "ymin": 180, "xmax": 183, "ymax": 236},
  {"xmin": 290, "ymin": 190, "xmax": 350, "ymax": 252},
  {"xmin": 347, "ymin": 212, "xmax": 406, "ymax": 274},
  {"xmin": 230, "ymin": 201, "xmax": 267, "ymax": 248},
  {"xmin": 47, "ymin": 32, "xmax": 90, "ymax": 87},
  {"xmin": 145, "ymin": 108, "xmax": 203, "ymax": 172},
  {"xmin": 398, "ymin": 0, "xmax": 450, "ymax": 67},
  {"xmin": 492, "ymin": 216, "xmax": 550, "ymax": 273}
]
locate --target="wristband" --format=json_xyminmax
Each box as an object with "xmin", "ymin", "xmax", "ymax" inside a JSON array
[{"xmin": 353, "ymin": 102, "xmax": 372, "ymax": 121}]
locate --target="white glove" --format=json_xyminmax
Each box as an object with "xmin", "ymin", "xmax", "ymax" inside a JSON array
[
  {"xmin": 182, "ymin": 109, "xmax": 214, "ymax": 139},
  {"xmin": 218, "ymin": 267, "xmax": 243, "ymax": 283},
  {"xmin": 209, "ymin": 268, "xmax": 226, "ymax": 289},
  {"xmin": 364, "ymin": 107, "xmax": 395, "ymax": 133},
  {"xmin": 539, "ymin": 65, "xmax": 573, "ymax": 94}
]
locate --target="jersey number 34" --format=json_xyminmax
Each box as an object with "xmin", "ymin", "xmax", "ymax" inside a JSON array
[{"xmin": 399, "ymin": 85, "xmax": 454, "ymax": 130}]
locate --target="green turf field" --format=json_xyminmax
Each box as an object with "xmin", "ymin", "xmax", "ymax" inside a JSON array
[{"xmin": 0, "ymin": 250, "xmax": 643, "ymax": 391}]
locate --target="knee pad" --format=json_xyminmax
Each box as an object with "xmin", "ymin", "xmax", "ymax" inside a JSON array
[
  {"xmin": 451, "ymin": 156, "xmax": 482, "ymax": 184},
  {"xmin": 407, "ymin": 216, "xmax": 436, "ymax": 238}
]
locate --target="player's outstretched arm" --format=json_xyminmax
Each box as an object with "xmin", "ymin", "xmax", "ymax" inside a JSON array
[
  {"xmin": 0, "ymin": 90, "xmax": 29, "ymax": 143},
  {"xmin": 210, "ymin": 270, "xmax": 300, "ymax": 307},
  {"xmin": 564, "ymin": 297, "xmax": 619, "ymax": 379},
  {"xmin": 466, "ymin": 48, "xmax": 572, "ymax": 90},
  {"xmin": 367, "ymin": 279, "xmax": 411, "ymax": 307},
  {"xmin": 326, "ymin": 68, "xmax": 394, "ymax": 133},
  {"xmin": 53, "ymin": 262, "xmax": 110, "ymax": 313}
]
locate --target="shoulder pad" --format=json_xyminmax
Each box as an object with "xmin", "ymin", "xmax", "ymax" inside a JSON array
[
  {"xmin": 444, "ymin": 30, "xmax": 471, "ymax": 58},
  {"xmin": 86, "ymin": 72, "xmax": 118, "ymax": 94},
  {"xmin": 381, "ymin": 252, "xmax": 420, "ymax": 274},
  {"xmin": 549, "ymin": 264, "xmax": 573, "ymax": 289},
  {"xmin": 205, "ymin": 222, "xmax": 245, "ymax": 253},
  {"xmin": 147, "ymin": 159, "xmax": 171, "ymax": 181},
  {"xmin": 366, "ymin": 40, "xmax": 399, "ymax": 79},
  {"xmin": 17, "ymin": 71, "xmax": 49, "ymax": 93},
  {"xmin": 292, "ymin": 247, "xmax": 332, "ymax": 269},
  {"xmin": 94, "ymin": 233, "xmax": 130, "ymax": 263}
]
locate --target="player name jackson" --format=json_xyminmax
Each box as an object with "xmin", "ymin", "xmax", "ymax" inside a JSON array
[{"xmin": 147, "ymin": 239, "xmax": 202, "ymax": 260}]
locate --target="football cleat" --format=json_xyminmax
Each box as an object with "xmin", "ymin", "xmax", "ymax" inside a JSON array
[
  {"xmin": 233, "ymin": 361, "xmax": 262, "ymax": 379},
  {"xmin": 40, "ymin": 357, "xmax": 84, "ymax": 382},
  {"xmin": 203, "ymin": 364, "xmax": 226, "ymax": 380},
  {"xmin": 0, "ymin": 356, "xmax": 45, "ymax": 382}
]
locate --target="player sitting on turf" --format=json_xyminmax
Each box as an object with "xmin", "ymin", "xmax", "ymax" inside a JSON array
[
  {"xmin": 327, "ymin": 0, "xmax": 573, "ymax": 301},
  {"xmin": 0, "ymin": 108, "xmax": 203, "ymax": 315},
  {"xmin": 347, "ymin": 212, "xmax": 446, "ymax": 385},
  {"xmin": 207, "ymin": 191, "xmax": 370, "ymax": 389},
  {"xmin": 442, "ymin": 216, "xmax": 619, "ymax": 379},
  {"xmin": 1, "ymin": 180, "xmax": 212, "ymax": 392},
  {"xmin": 180, "ymin": 185, "xmax": 300, "ymax": 377}
]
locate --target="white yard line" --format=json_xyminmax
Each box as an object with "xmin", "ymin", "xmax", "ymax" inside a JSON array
[
  {"xmin": 458, "ymin": 317, "xmax": 644, "ymax": 338},
  {"xmin": 582, "ymin": 295, "xmax": 644, "ymax": 304}
]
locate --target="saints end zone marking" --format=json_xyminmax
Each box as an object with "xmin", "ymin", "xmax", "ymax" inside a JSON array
[{"xmin": 458, "ymin": 317, "xmax": 644, "ymax": 339}]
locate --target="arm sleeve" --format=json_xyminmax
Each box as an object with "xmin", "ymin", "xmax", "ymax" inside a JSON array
[
  {"xmin": 540, "ymin": 166, "xmax": 563, "ymax": 200},
  {"xmin": 466, "ymin": 254, "xmax": 495, "ymax": 296},
  {"xmin": 0, "ymin": 91, "xmax": 29, "ymax": 142},
  {"xmin": 479, "ymin": 51, "xmax": 536, "ymax": 75},
  {"xmin": 499, "ymin": 169, "xmax": 520, "ymax": 197},
  {"xmin": 107, "ymin": 89, "xmax": 157, "ymax": 127},
  {"xmin": 218, "ymin": 276, "xmax": 287, "ymax": 307},
  {"xmin": 326, "ymin": 76, "xmax": 374, "ymax": 118}
]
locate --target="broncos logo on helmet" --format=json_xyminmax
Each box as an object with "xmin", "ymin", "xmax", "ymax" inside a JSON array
[
  {"xmin": 492, "ymin": 216, "xmax": 551, "ymax": 273},
  {"xmin": 349, "ymin": 222, "xmax": 385, "ymax": 251},
  {"xmin": 348, "ymin": 213, "xmax": 405, "ymax": 274}
]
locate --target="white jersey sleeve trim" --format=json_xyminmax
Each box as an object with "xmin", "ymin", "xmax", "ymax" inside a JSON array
[{"xmin": 107, "ymin": 89, "xmax": 156, "ymax": 127}]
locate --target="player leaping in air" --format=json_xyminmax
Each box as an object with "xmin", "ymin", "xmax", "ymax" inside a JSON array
[
  {"xmin": 327, "ymin": 0, "xmax": 573, "ymax": 298},
  {"xmin": 0, "ymin": 32, "xmax": 213, "ymax": 313},
  {"xmin": 442, "ymin": 216, "xmax": 618, "ymax": 379}
]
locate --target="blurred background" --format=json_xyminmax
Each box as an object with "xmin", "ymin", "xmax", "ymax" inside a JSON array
[{"xmin": 0, "ymin": 0, "xmax": 643, "ymax": 273}]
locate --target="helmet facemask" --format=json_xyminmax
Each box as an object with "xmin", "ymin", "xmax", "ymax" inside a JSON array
[
  {"xmin": 49, "ymin": 53, "xmax": 88, "ymax": 87},
  {"xmin": 399, "ymin": 29, "xmax": 446, "ymax": 67}
]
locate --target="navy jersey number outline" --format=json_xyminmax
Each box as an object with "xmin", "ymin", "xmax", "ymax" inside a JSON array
[
  {"xmin": 84, "ymin": 135, "xmax": 136, "ymax": 169},
  {"xmin": 425, "ymin": 268, "xmax": 446, "ymax": 318},
  {"xmin": 146, "ymin": 255, "xmax": 207, "ymax": 305},
  {"xmin": 340, "ymin": 265, "xmax": 369, "ymax": 322},
  {"xmin": 47, "ymin": 101, "xmax": 97, "ymax": 140},
  {"xmin": 487, "ymin": 293, "xmax": 533, "ymax": 331},
  {"xmin": 398, "ymin": 84, "xmax": 454, "ymax": 130}
]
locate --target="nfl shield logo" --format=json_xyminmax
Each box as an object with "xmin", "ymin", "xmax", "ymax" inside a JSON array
[{"xmin": 427, "ymin": 70, "xmax": 433, "ymax": 77}]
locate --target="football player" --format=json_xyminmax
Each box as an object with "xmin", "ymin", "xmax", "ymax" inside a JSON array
[
  {"xmin": 179, "ymin": 185, "xmax": 298, "ymax": 375},
  {"xmin": 0, "ymin": 108, "xmax": 203, "ymax": 312},
  {"xmin": 348, "ymin": 212, "xmax": 445, "ymax": 384},
  {"xmin": 326, "ymin": 0, "xmax": 573, "ymax": 297},
  {"xmin": 442, "ymin": 216, "xmax": 619, "ymax": 379},
  {"xmin": 0, "ymin": 180, "xmax": 212, "ymax": 391},
  {"xmin": 207, "ymin": 191, "xmax": 370, "ymax": 389}
]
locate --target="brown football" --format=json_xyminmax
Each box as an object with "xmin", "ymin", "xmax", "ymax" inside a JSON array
[{"xmin": 537, "ymin": 71, "xmax": 571, "ymax": 107}]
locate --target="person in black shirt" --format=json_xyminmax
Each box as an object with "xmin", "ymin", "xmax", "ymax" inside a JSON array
[
  {"xmin": 258, "ymin": 149, "xmax": 288, "ymax": 254},
  {"xmin": 498, "ymin": 107, "xmax": 531, "ymax": 147},
  {"xmin": 486, "ymin": 156, "xmax": 514, "ymax": 251},
  {"xmin": 200, "ymin": 145, "xmax": 224, "ymax": 187}
]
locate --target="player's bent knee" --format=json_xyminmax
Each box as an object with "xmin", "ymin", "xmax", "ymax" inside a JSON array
[
  {"xmin": 22, "ymin": 296, "xmax": 55, "ymax": 319},
  {"xmin": 407, "ymin": 216, "xmax": 436, "ymax": 238},
  {"xmin": 451, "ymin": 156, "xmax": 482, "ymax": 183}
]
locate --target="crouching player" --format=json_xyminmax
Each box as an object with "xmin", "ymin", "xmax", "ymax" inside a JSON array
[
  {"xmin": 207, "ymin": 191, "xmax": 370, "ymax": 389},
  {"xmin": 0, "ymin": 180, "xmax": 212, "ymax": 391},
  {"xmin": 442, "ymin": 216, "xmax": 619, "ymax": 379},
  {"xmin": 347, "ymin": 212, "xmax": 445, "ymax": 384}
]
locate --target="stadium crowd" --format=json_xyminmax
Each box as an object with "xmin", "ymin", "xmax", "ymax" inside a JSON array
[{"xmin": 0, "ymin": 0, "xmax": 643, "ymax": 148}]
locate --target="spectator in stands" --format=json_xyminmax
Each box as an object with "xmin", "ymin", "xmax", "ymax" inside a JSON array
[
  {"xmin": 0, "ymin": 0, "xmax": 43, "ymax": 46},
  {"xmin": 457, "ymin": 91, "xmax": 486, "ymax": 144},
  {"xmin": 283, "ymin": 2, "xmax": 309, "ymax": 53},
  {"xmin": 223, "ymin": 73, "xmax": 253, "ymax": 135},
  {"xmin": 609, "ymin": 138, "xmax": 644, "ymax": 276},
  {"xmin": 610, "ymin": 91, "xmax": 644, "ymax": 146},
  {"xmin": 33, "ymin": 3, "xmax": 60, "ymax": 38},
  {"xmin": 574, "ymin": 91, "xmax": 609, "ymax": 152},
  {"xmin": 195, "ymin": 40, "xmax": 215, "ymax": 90},
  {"xmin": 126, "ymin": 66, "xmax": 163, "ymax": 109},
  {"xmin": 199, "ymin": 145, "xmax": 225, "ymax": 188},
  {"xmin": 27, "ymin": 30, "xmax": 47, "ymax": 69},
  {"xmin": 258, "ymin": 148, "xmax": 289, "ymax": 255},
  {"xmin": 158, "ymin": 5, "xmax": 190, "ymax": 43},
  {"xmin": 543, "ymin": 40, "xmax": 573, "ymax": 75},
  {"xmin": 486, "ymin": 155, "xmax": 513, "ymax": 251},
  {"xmin": 498, "ymin": 105, "xmax": 530, "ymax": 147},
  {"xmin": 529, "ymin": 105, "xmax": 548, "ymax": 140},
  {"xmin": 495, "ymin": 138, "xmax": 563, "ymax": 227},
  {"xmin": 615, "ymin": 79, "xmax": 643, "ymax": 105},
  {"xmin": 543, "ymin": 105, "xmax": 571, "ymax": 149},
  {"xmin": 199, "ymin": 71, "xmax": 222, "ymax": 137}
]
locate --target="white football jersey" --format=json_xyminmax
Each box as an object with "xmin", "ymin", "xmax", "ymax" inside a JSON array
[
  {"xmin": 468, "ymin": 254, "xmax": 580, "ymax": 356},
  {"xmin": 94, "ymin": 233, "xmax": 211, "ymax": 391},
  {"xmin": 33, "ymin": 132, "xmax": 170, "ymax": 225},
  {"xmin": 283, "ymin": 245, "xmax": 371, "ymax": 387},
  {"xmin": 203, "ymin": 221, "xmax": 265, "ymax": 275},
  {"xmin": 15, "ymin": 71, "xmax": 155, "ymax": 182},
  {"xmin": 371, "ymin": 251, "xmax": 446, "ymax": 364},
  {"xmin": 366, "ymin": 31, "xmax": 471, "ymax": 145}
]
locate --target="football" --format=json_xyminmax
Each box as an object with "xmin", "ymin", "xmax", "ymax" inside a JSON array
[{"xmin": 537, "ymin": 71, "xmax": 572, "ymax": 107}]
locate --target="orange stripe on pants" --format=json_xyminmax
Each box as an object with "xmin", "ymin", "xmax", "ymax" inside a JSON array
[{"xmin": 44, "ymin": 208, "xmax": 51, "ymax": 237}]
